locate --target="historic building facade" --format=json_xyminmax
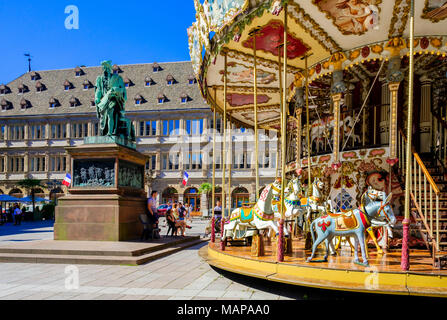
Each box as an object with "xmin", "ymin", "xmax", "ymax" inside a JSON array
[{"xmin": 0, "ymin": 61, "xmax": 278, "ymax": 215}]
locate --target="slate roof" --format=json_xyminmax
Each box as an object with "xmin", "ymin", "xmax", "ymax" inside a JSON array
[{"xmin": 0, "ymin": 61, "xmax": 207, "ymax": 117}]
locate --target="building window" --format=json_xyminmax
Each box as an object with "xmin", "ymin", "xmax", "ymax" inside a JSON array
[
  {"xmin": 146, "ymin": 155, "xmax": 156, "ymax": 170},
  {"xmin": 161, "ymin": 153, "xmax": 179, "ymax": 171},
  {"xmin": 30, "ymin": 125, "xmax": 46, "ymax": 140},
  {"xmin": 136, "ymin": 99, "xmax": 141, "ymax": 105},
  {"xmin": 139, "ymin": 120, "xmax": 157, "ymax": 137},
  {"xmin": 51, "ymin": 124, "xmax": 67, "ymax": 139},
  {"xmin": 72, "ymin": 123, "xmax": 89, "ymax": 138},
  {"xmin": 210, "ymin": 117, "xmax": 222, "ymax": 133},
  {"xmin": 184, "ymin": 153, "xmax": 202, "ymax": 171},
  {"xmin": 189, "ymin": 79, "xmax": 195, "ymax": 85},
  {"xmin": 186, "ymin": 119, "xmax": 203, "ymax": 135},
  {"xmin": 0, "ymin": 157, "xmax": 5, "ymax": 172},
  {"xmin": 50, "ymin": 156, "xmax": 67, "ymax": 172},
  {"xmin": 0, "ymin": 125, "xmax": 5, "ymax": 140},
  {"xmin": 83, "ymin": 84, "xmax": 89, "ymax": 90},
  {"xmin": 167, "ymin": 80, "xmax": 173, "ymax": 86},
  {"xmin": 125, "ymin": 83, "xmax": 129, "ymax": 88},
  {"xmin": 162, "ymin": 120, "xmax": 179, "ymax": 136},
  {"xmin": 93, "ymin": 122, "xmax": 99, "ymax": 136},
  {"xmin": 9, "ymin": 156, "xmax": 25, "ymax": 173},
  {"xmin": 30, "ymin": 156, "xmax": 46, "ymax": 172},
  {"xmin": 65, "ymin": 85, "xmax": 70, "ymax": 91},
  {"xmin": 9, "ymin": 125, "xmax": 25, "ymax": 140}
]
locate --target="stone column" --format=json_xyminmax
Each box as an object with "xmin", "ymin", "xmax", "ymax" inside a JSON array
[
  {"xmin": 87, "ymin": 122, "xmax": 93, "ymax": 137},
  {"xmin": 250, "ymin": 182, "xmax": 256, "ymax": 203},
  {"xmin": 332, "ymin": 93, "xmax": 342, "ymax": 164},
  {"xmin": 24, "ymin": 151, "xmax": 29, "ymax": 176},
  {"xmin": 388, "ymin": 82, "xmax": 400, "ymax": 162},
  {"xmin": 66, "ymin": 122, "xmax": 71, "ymax": 141},
  {"xmin": 66, "ymin": 153, "xmax": 72, "ymax": 173},
  {"xmin": 419, "ymin": 75, "xmax": 432, "ymax": 153},
  {"xmin": 24, "ymin": 123, "xmax": 29, "ymax": 141},
  {"xmin": 201, "ymin": 192, "xmax": 208, "ymax": 216},
  {"xmin": 45, "ymin": 122, "xmax": 50, "ymax": 139},
  {"xmin": 379, "ymin": 79, "xmax": 390, "ymax": 145}
]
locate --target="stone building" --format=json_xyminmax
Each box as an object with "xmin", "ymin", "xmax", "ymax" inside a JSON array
[{"xmin": 0, "ymin": 61, "xmax": 278, "ymax": 215}]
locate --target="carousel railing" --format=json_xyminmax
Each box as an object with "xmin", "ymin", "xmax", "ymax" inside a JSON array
[
  {"xmin": 432, "ymin": 111, "xmax": 447, "ymax": 174},
  {"xmin": 398, "ymin": 128, "xmax": 440, "ymax": 257}
]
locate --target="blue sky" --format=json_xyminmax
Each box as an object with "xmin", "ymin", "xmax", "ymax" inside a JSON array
[{"xmin": 0, "ymin": 1, "xmax": 196, "ymax": 84}]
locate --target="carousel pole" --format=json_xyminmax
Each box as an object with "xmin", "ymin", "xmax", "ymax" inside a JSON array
[
  {"xmin": 221, "ymin": 50, "xmax": 228, "ymax": 251},
  {"xmin": 277, "ymin": 44, "xmax": 283, "ymax": 179},
  {"xmin": 211, "ymin": 88, "xmax": 217, "ymax": 243},
  {"xmin": 278, "ymin": 3, "xmax": 288, "ymax": 262},
  {"xmin": 251, "ymin": 28, "xmax": 261, "ymax": 202},
  {"xmin": 305, "ymin": 54, "xmax": 311, "ymax": 197},
  {"xmin": 227, "ymin": 116, "xmax": 232, "ymax": 212},
  {"xmin": 401, "ymin": 0, "xmax": 415, "ymax": 271}
]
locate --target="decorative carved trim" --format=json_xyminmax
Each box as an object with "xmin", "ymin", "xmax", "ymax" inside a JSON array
[{"xmin": 421, "ymin": 0, "xmax": 447, "ymax": 23}]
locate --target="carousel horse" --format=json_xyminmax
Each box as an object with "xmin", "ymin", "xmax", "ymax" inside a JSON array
[
  {"xmin": 342, "ymin": 115, "xmax": 361, "ymax": 145},
  {"xmin": 334, "ymin": 186, "xmax": 388, "ymax": 255},
  {"xmin": 307, "ymin": 190, "xmax": 396, "ymax": 266},
  {"xmin": 222, "ymin": 179, "xmax": 290, "ymax": 243},
  {"xmin": 300, "ymin": 177, "xmax": 332, "ymax": 222}
]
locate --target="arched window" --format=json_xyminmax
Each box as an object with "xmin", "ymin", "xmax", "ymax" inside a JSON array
[
  {"xmin": 232, "ymin": 187, "xmax": 250, "ymax": 208},
  {"xmin": 162, "ymin": 187, "xmax": 178, "ymax": 204},
  {"xmin": 9, "ymin": 188, "xmax": 23, "ymax": 198},
  {"xmin": 184, "ymin": 187, "xmax": 200, "ymax": 212}
]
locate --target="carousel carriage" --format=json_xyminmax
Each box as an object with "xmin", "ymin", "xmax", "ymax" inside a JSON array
[{"xmin": 191, "ymin": 0, "xmax": 447, "ymax": 296}]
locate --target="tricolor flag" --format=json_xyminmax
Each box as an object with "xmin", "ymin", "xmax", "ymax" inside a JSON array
[
  {"xmin": 182, "ymin": 171, "xmax": 189, "ymax": 186},
  {"xmin": 62, "ymin": 173, "xmax": 72, "ymax": 187}
]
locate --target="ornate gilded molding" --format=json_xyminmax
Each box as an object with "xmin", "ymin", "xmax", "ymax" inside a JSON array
[
  {"xmin": 288, "ymin": 2, "xmax": 341, "ymax": 53},
  {"xmin": 388, "ymin": 0, "xmax": 411, "ymax": 37}
]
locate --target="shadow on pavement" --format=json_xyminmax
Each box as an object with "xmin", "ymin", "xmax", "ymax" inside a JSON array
[{"xmin": 0, "ymin": 221, "xmax": 54, "ymax": 237}]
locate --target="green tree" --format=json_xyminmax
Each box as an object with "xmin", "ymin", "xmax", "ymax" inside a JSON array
[
  {"xmin": 198, "ymin": 182, "xmax": 212, "ymax": 195},
  {"xmin": 17, "ymin": 179, "xmax": 46, "ymax": 216}
]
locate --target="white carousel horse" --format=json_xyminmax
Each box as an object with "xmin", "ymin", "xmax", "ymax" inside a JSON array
[
  {"xmin": 300, "ymin": 177, "xmax": 333, "ymax": 222},
  {"xmin": 283, "ymin": 176, "xmax": 304, "ymax": 219},
  {"xmin": 343, "ymin": 115, "xmax": 361, "ymax": 146},
  {"xmin": 307, "ymin": 190, "xmax": 396, "ymax": 267},
  {"xmin": 222, "ymin": 179, "xmax": 290, "ymax": 243}
]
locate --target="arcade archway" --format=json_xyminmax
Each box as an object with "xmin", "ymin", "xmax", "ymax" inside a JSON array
[{"xmin": 162, "ymin": 187, "xmax": 178, "ymax": 204}]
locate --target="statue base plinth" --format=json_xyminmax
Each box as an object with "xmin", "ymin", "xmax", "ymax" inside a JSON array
[{"xmin": 54, "ymin": 141, "xmax": 147, "ymax": 241}]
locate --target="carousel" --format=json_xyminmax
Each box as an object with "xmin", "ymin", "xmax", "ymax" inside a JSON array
[{"xmin": 189, "ymin": 0, "xmax": 447, "ymax": 297}]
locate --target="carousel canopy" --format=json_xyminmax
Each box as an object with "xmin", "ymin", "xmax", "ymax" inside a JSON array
[{"xmin": 188, "ymin": 0, "xmax": 447, "ymax": 130}]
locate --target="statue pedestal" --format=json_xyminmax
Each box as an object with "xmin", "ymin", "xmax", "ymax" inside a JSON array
[{"xmin": 54, "ymin": 140, "xmax": 147, "ymax": 241}]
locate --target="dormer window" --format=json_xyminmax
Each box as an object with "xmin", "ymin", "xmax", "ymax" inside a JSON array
[
  {"xmin": 0, "ymin": 84, "xmax": 10, "ymax": 95},
  {"xmin": 90, "ymin": 100, "xmax": 96, "ymax": 107},
  {"xmin": 188, "ymin": 76, "xmax": 196, "ymax": 85},
  {"xmin": 20, "ymin": 98, "xmax": 29, "ymax": 109},
  {"xmin": 1, "ymin": 99, "xmax": 10, "ymax": 111},
  {"xmin": 30, "ymin": 71, "xmax": 40, "ymax": 81},
  {"xmin": 83, "ymin": 80, "xmax": 92, "ymax": 90},
  {"xmin": 69, "ymin": 96, "xmax": 79, "ymax": 108},
  {"xmin": 18, "ymin": 83, "xmax": 28, "ymax": 94},
  {"xmin": 152, "ymin": 62, "xmax": 160, "ymax": 72},
  {"xmin": 74, "ymin": 66, "xmax": 83, "ymax": 77},
  {"xmin": 112, "ymin": 64, "xmax": 121, "ymax": 74},
  {"xmin": 123, "ymin": 77, "xmax": 131, "ymax": 88},
  {"xmin": 64, "ymin": 80, "xmax": 72, "ymax": 91},
  {"xmin": 49, "ymin": 97, "xmax": 59, "ymax": 109},
  {"xmin": 166, "ymin": 74, "xmax": 175, "ymax": 85},
  {"xmin": 145, "ymin": 76, "xmax": 154, "ymax": 87},
  {"xmin": 135, "ymin": 94, "xmax": 144, "ymax": 105},
  {"xmin": 36, "ymin": 81, "xmax": 45, "ymax": 92},
  {"xmin": 180, "ymin": 93, "xmax": 188, "ymax": 104},
  {"xmin": 158, "ymin": 93, "xmax": 166, "ymax": 104}
]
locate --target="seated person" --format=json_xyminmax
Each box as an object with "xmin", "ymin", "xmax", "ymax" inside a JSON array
[{"xmin": 166, "ymin": 209, "xmax": 182, "ymax": 236}]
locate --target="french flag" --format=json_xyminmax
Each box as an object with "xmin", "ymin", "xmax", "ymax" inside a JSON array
[
  {"xmin": 182, "ymin": 171, "xmax": 189, "ymax": 186},
  {"xmin": 62, "ymin": 173, "xmax": 72, "ymax": 187}
]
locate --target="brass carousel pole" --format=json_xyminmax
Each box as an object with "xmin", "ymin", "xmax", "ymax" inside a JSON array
[
  {"xmin": 277, "ymin": 44, "xmax": 283, "ymax": 180},
  {"xmin": 401, "ymin": 0, "xmax": 415, "ymax": 271},
  {"xmin": 221, "ymin": 50, "xmax": 228, "ymax": 251},
  {"xmin": 278, "ymin": 3, "xmax": 288, "ymax": 262},
  {"xmin": 211, "ymin": 88, "xmax": 217, "ymax": 243},
  {"xmin": 251, "ymin": 28, "xmax": 260, "ymax": 202},
  {"xmin": 304, "ymin": 52, "xmax": 312, "ymax": 249}
]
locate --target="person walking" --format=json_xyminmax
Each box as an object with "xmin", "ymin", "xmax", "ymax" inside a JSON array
[
  {"xmin": 13, "ymin": 203, "xmax": 22, "ymax": 226},
  {"xmin": 177, "ymin": 202, "xmax": 187, "ymax": 236}
]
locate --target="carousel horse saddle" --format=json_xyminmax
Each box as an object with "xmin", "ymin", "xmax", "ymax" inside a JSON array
[
  {"xmin": 230, "ymin": 207, "xmax": 254, "ymax": 223},
  {"xmin": 326, "ymin": 210, "xmax": 359, "ymax": 231}
]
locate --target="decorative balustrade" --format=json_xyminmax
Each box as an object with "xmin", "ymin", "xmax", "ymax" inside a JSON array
[{"xmin": 398, "ymin": 129, "xmax": 440, "ymax": 258}]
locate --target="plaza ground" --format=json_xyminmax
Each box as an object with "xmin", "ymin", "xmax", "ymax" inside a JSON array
[{"xmin": 0, "ymin": 219, "xmax": 352, "ymax": 300}]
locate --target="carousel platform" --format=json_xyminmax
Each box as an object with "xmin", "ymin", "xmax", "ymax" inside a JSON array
[{"xmin": 200, "ymin": 239, "xmax": 447, "ymax": 298}]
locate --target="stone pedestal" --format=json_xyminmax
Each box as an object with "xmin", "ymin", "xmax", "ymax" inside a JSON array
[{"xmin": 54, "ymin": 140, "xmax": 147, "ymax": 241}]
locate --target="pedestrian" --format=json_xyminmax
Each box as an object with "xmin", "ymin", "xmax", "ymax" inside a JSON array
[
  {"xmin": 186, "ymin": 203, "xmax": 193, "ymax": 222},
  {"xmin": 177, "ymin": 202, "xmax": 187, "ymax": 236},
  {"xmin": 147, "ymin": 191, "xmax": 160, "ymax": 239},
  {"xmin": 13, "ymin": 203, "xmax": 22, "ymax": 226}
]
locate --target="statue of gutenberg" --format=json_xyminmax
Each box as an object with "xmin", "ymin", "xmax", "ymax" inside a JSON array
[{"xmin": 95, "ymin": 60, "xmax": 135, "ymax": 141}]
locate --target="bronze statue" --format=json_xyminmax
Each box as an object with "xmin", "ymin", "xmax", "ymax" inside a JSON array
[{"xmin": 95, "ymin": 60, "xmax": 135, "ymax": 141}]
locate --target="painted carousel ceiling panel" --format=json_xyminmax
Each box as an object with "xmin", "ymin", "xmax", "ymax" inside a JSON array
[{"xmin": 189, "ymin": 0, "xmax": 447, "ymax": 129}]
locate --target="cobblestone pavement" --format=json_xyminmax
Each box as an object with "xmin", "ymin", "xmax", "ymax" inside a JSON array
[{"xmin": 0, "ymin": 219, "xmax": 347, "ymax": 300}]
